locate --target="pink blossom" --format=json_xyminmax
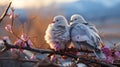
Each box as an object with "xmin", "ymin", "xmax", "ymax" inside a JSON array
[
  {"xmin": 27, "ymin": 39, "xmax": 33, "ymax": 46},
  {"xmin": 14, "ymin": 33, "xmax": 33, "ymax": 52},
  {"xmin": 105, "ymin": 56, "xmax": 114, "ymax": 64},
  {"xmin": 6, "ymin": 13, "xmax": 11, "ymax": 16},
  {"xmin": 114, "ymin": 51, "xmax": 120, "ymax": 58},
  {"xmin": 2, "ymin": 36, "xmax": 13, "ymax": 45},
  {"xmin": 10, "ymin": 48, "xmax": 16, "ymax": 53},
  {"xmin": 7, "ymin": 7, "xmax": 19, "ymax": 19},
  {"xmin": 50, "ymin": 55, "xmax": 57, "ymax": 62},
  {"xmin": 21, "ymin": 34, "xmax": 28, "ymax": 41},
  {"xmin": 30, "ymin": 54, "xmax": 37, "ymax": 60},
  {"xmin": 102, "ymin": 46, "xmax": 112, "ymax": 56},
  {"xmin": 3, "ymin": 36, "xmax": 9, "ymax": 40},
  {"xmin": 14, "ymin": 39, "xmax": 26, "ymax": 47},
  {"xmin": 14, "ymin": 39, "xmax": 26, "ymax": 52},
  {"xmin": 20, "ymin": 33, "xmax": 33, "ymax": 47},
  {"xmin": 9, "ymin": 13, "xmax": 19, "ymax": 19},
  {"xmin": 9, "ymin": 12, "xmax": 14, "ymax": 19},
  {"xmin": 15, "ymin": 34, "xmax": 33, "ymax": 47},
  {"xmin": 5, "ymin": 24, "xmax": 12, "ymax": 33},
  {"xmin": 2, "ymin": 36, "xmax": 16, "ymax": 53},
  {"xmin": 101, "ymin": 46, "xmax": 115, "ymax": 63},
  {"xmin": 54, "ymin": 43, "xmax": 60, "ymax": 51}
]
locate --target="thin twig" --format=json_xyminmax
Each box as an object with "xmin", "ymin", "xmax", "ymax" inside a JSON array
[{"xmin": 0, "ymin": 2, "xmax": 12, "ymax": 23}]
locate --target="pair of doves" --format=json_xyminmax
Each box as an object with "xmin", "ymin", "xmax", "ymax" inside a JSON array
[{"xmin": 45, "ymin": 14, "xmax": 106, "ymax": 59}]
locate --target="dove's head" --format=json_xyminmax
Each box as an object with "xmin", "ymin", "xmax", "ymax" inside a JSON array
[
  {"xmin": 70, "ymin": 14, "xmax": 87, "ymax": 25},
  {"xmin": 52, "ymin": 15, "xmax": 68, "ymax": 26}
]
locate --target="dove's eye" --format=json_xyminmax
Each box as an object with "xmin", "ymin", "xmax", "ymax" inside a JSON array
[
  {"xmin": 74, "ymin": 18, "xmax": 77, "ymax": 20},
  {"xmin": 56, "ymin": 19, "xmax": 59, "ymax": 22}
]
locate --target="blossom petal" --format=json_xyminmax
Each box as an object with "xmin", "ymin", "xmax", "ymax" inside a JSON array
[
  {"xmin": 114, "ymin": 51, "xmax": 120, "ymax": 58},
  {"xmin": 102, "ymin": 46, "xmax": 112, "ymax": 56},
  {"xmin": 21, "ymin": 33, "xmax": 28, "ymax": 41},
  {"xmin": 105, "ymin": 56, "xmax": 114, "ymax": 64},
  {"xmin": 5, "ymin": 24, "xmax": 12, "ymax": 33},
  {"xmin": 50, "ymin": 55, "xmax": 57, "ymax": 62},
  {"xmin": 30, "ymin": 54, "xmax": 37, "ymax": 60},
  {"xmin": 54, "ymin": 43, "xmax": 60, "ymax": 51}
]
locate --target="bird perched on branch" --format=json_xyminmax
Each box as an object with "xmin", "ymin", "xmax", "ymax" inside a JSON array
[
  {"xmin": 70, "ymin": 14, "xmax": 106, "ymax": 59},
  {"xmin": 44, "ymin": 15, "xmax": 70, "ymax": 51}
]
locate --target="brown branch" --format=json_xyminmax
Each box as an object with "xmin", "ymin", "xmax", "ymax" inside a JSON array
[
  {"xmin": 0, "ymin": 47, "xmax": 9, "ymax": 56},
  {"xmin": 0, "ymin": 57, "xmax": 61, "ymax": 67},
  {"xmin": 66, "ymin": 48, "xmax": 93, "ymax": 53},
  {"xmin": 0, "ymin": 57, "xmax": 38, "ymax": 63},
  {"xmin": 0, "ymin": 40, "xmax": 117, "ymax": 67},
  {"xmin": 34, "ymin": 60, "xmax": 61, "ymax": 67},
  {"xmin": 113, "ymin": 63, "xmax": 120, "ymax": 67},
  {"xmin": 0, "ymin": 57, "xmax": 62, "ymax": 67},
  {"xmin": 0, "ymin": 2, "xmax": 12, "ymax": 23}
]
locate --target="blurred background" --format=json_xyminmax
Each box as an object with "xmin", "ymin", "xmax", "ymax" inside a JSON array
[{"xmin": 0, "ymin": 0, "xmax": 120, "ymax": 49}]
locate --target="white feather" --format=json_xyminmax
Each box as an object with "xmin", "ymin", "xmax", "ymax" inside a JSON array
[{"xmin": 44, "ymin": 15, "xmax": 70, "ymax": 50}]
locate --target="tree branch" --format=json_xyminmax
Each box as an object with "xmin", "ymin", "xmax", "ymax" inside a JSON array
[
  {"xmin": 0, "ymin": 57, "xmax": 38, "ymax": 63},
  {"xmin": 0, "ymin": 2, "xmax": 12, "ymax": 23},
  {"xmin": 0, "ymin": 40, "xmax": 117, "ymax": 67}
]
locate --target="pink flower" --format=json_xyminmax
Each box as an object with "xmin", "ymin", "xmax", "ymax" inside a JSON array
[
  {"xmin": 7, "ymin": 7, "xmax": 19, "ymax": 19},
  {"xmin": 20, "ymin": 33, "xmax": 33, "ymax": 47},
  {"xmin": 54, "ymin": 43, "xmax": 60, "ymax": 51},
  {"xmin": 14, "ymin": 39, "xmax": 26, "ymax": 47},
  {"xmin": 50, "ymin": 55, "xmax": 57, "ymax": 62},
  {"xmin": 5, "ymin": 24, "xmax": 12, "ymax": 33},
  {"xmin": 27, "ymin": 39, "xmax": 33, "ymax": 46},
  {"xmin": 102, "ymin": 46, "xmax": 112, "ymax": 56},
  {"xmin": 3, "ymin": 36, "xmax": 13, "ymax": 44},
  {"xmin": 2, "ymin": 36, "xmax": 16, "ymax": 53},
  {"xmin": 114, "ymin": 51, "xmax": 120, "ymax": 58},
  {"xmin": 105, "ymin": 56, "xmax": 114, "ymax": 64},
  {"xmin": 30, "ymin": 54, "xmax": 37, "ymax": 60},
  {"xmin": 9, "ymin": 13, "xmax": 19, "ymax": 19},
  {"xmin": 3, "ymin": 36, "xmax": 9, "ymax": 40},
  {"xmin": 9, "ymin": 12, "xmax": 14, "ymax": 19},
  {"xmin": 21, "ymin": 33, "xmax": 28, "ymax": 41},
  {"xmin": 14, "ymin": 33, "xmax": 33, "ymax": 52},
  {"xmin": 10, "ymin": 48, "xmax": 16, "ymax": 53},
  {"xmin": 14, "ymin": 39, "xmax": 26, "ymax": 52}
]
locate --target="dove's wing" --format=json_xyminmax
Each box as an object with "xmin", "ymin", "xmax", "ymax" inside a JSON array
[
  {"xmin": 71, "ymin": 23, "xmax": 93, "ymax": 47},
  {"xmin": 89, "ymin": 25, "xmax": 99, "ymax": 33},
  {"xmin": 71, "ymin": 23, "xmax": 101, "ymax": 49},
  {"xmin": 71, "ymin": 23, "xmax": 106, "ymax": 59},
  {"xmin": 83, "ymin": 23, "xmax": 99, "ymax": 33}
]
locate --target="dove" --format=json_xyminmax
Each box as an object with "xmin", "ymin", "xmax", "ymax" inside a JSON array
[
  {"xmin": 44, "ymin": 15, "xmax": 70, "ymax": 51},
  {"xmin": 70, "ymin": 14, "xmax": 106, "ymax": 59}
]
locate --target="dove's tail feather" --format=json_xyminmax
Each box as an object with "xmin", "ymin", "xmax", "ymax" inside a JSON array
[{"xmin": 93, "ymin": 50, "xmax": 106, "ymax": 59}]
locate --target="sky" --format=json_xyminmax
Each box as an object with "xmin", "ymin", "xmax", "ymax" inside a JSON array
[
  {"xmin": 0, "ymin": 0, "xmax": 78, "ymax": 8},
  {"xmin": 1, "ymin": 0, "xmax": 120, "ymax": 22},
  {"xmin": 0, "ymin": 0, "xmax": 120, "ymax": 8}
]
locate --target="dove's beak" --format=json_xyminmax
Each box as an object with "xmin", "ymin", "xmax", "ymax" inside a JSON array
[
  {"xmin": 70, "ymin": 20, "xmax": 73, "ymax": 22},
  {"xmin": 52, "ymin": 21, "xmax": 55, "ymax": 23}
]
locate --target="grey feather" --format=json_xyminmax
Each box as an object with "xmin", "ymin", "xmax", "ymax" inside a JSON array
[{"xmin": 70, "ymin": 14, "xmax": 106, "ymax": 59}]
